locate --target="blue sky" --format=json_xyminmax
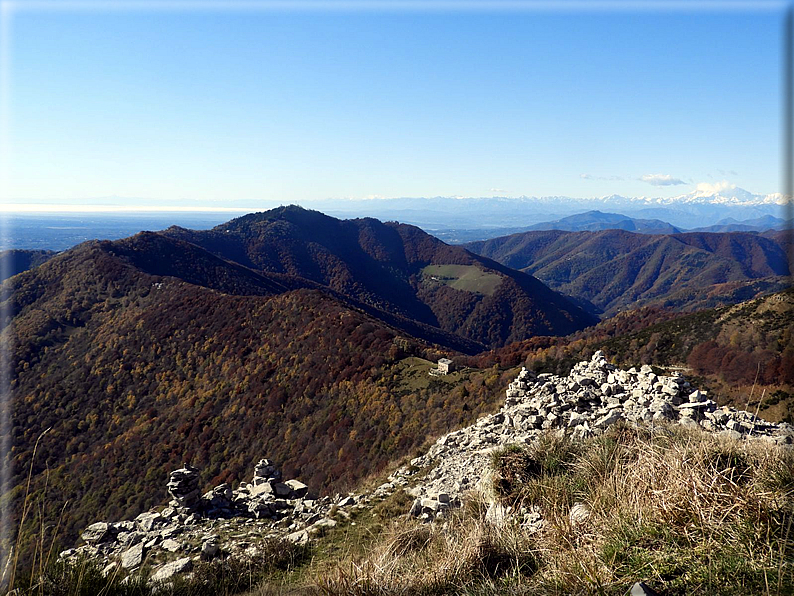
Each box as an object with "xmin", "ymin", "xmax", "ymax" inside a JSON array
[{"xmin": 1, "ymin": 1, "xmax": 788, "ymax": 211}]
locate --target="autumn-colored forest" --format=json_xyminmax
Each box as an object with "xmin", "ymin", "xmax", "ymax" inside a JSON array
[
  {"xmin": 3, "ymin": 241, "xmax": 517, "ymax": 566},
  {"xmin": 466, "ymin": 288, "xmax": 794, "ymax": 421}
]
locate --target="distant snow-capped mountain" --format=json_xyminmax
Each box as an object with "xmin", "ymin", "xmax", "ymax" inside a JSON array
[
  {"xmin": 311, "ymin": 187, "xmax": 788, "ymax": 234},
  {"xmin": 596, "ymin": 187, "xmax": 786, "ymax": 206}
]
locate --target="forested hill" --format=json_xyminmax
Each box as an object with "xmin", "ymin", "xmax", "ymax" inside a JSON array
[
  {"xmin": 5, "ymin": 225, "xmax": 791, "ymax": 569},
  {"xmin": 160, "ymin": 206, "xmax": 597, "ymax": 347},
  {"xmin": 4, "ymin": 237, "xmax": 526, "ymax": 566},
  {"xmin": 465, "ymin": 229, "xmax": 790, "ymax": 316}
]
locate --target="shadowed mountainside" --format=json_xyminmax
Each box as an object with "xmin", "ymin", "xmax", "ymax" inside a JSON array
[
  {"xmin": 159, "ymin": 206, "xmax": 597, "ymax": 347},
  {"xmin": 0, "ymin": 249, "xmax": 57, "ymax": 283}
]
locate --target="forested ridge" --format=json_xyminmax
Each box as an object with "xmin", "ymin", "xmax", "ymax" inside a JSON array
[
  {"xmin": 160, "ymin": 206, "xmax": 597, "ymax": 346},
  {"xmin": 3, "ymin": 238, "xmax": 519, "ymax": 566},
  {"xmin": 466, "ymin": 229, "xmax": 790, "ymax": 316},
  {"xmin": 4, "ymin": 210, "xmax": 791, "ymax": 572},
  {"xmin": 467, "ymin": 287, "xmax": 794, "ymax": 422}
]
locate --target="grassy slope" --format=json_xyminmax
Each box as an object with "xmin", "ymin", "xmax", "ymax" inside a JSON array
[
  {"xmin": 421, "ymin": 264, "xmax": 503, "ymax": 296},
  {"xmin": 246, "ymin": 423, "xmax": 793, "ymax": 596},
  {"xmin": 12, "ymin": 424, "xmax": 793, "ymax": 595}
]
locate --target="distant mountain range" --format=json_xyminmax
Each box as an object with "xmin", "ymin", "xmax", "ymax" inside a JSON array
[
  {"xmin": 318, "ymin": 187, "xmax": 789, "ymax": 233},
  {"xmin": 465, "ymin": 229, "xmax": 791, "ymax": 317},
  {"xmin": 520, "ymin": 211, "xmax": 792, "ymax": 235},
  {"xmin": 433, "ymin": 210, "xmax": 792, "ymax": 244},
  {"xmin": 2, "ymin": 187, "xmax": 789, "ymax": 252},
  {"xmin": 689, "ymin": 214, "xmax": 793, "ymax": 233},
  {"xmin": 520, "ymin": 211, "xmax": 683, "ymax": 234}
]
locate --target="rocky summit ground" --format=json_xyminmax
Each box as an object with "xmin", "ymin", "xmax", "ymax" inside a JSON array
[{"xmin": 60, "ymin": 352, "xmax": 793, "ymax": 587}]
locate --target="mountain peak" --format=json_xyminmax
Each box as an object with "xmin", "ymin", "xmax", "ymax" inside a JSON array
[
  {"xmin": 159, "ymin": 209, "xmax": 597, "ymax": 347},
  {"xmin": 217, "ymin": 204, "xmax": 330, "ymax": 229}
]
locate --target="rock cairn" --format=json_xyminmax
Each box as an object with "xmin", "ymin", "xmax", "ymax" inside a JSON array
[
  {"xmin": 61, "ymin": 458, "xmax": 347, "ymax": 582},
  {"xmin": 253, "ymin": 458, "xmax": 281, "ymax": 481},
  {"xmin": 167, "ymin": 464, "xmax": 201, "ymax": 511}
]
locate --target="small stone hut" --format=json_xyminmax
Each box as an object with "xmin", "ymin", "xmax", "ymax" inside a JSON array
[{"xmin": 437, "ymin": 358, "xmax": 453, "ymax": 375}]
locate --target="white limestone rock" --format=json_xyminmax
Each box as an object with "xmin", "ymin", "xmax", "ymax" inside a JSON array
[
  {"xmin": 81, "ymin": 522, "xmax": 112, "ymax": 544},
  {"xmin": 121, "ymin": 542, "xmax": 146, "ymax": 569},
  {"xmin": 151, "ymin": 557, "xmax": 193, "ymax": 582}
]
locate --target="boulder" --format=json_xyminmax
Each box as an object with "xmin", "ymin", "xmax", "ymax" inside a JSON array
[
  {"xmin": 594, "ymin": 410, "xmax": 623, "ymax": 429},
  {"xmin": 286, "ymin": 529, "xmax": 309, "ymax": 545},
  {"xmin": 160, "ymin": 507, "xmax": 177, "ymax": 520},
  {"xmin": 200, "ymin": 536, "xmax": 220, "ymax": 561},
  {"xmin": 337, "ymin": 495, "xmax": 356, "ymax": 507},
  {"xmin": 167, "ymin": 464, "xmax": 201, "ymax": 511},
  {"xmin": 273, "ymin": 482, "xmax": 292, "ymax": 497},
  {"xmin": 569, "ymin": 503, "xmax": 590, "ymax": 528},
  {"xmin": 286, "ymin": 479, "xmax": 309, "ymax": 499},
  {"xmin": 250, "ymin": 481, "xmax": 275, "ymax": 497},
  {"xmin": 161, "ymin": 538, "xmax": 181, "ymax": 552},
  {"xmin": 135, "ymin": 512, "xmax": 162, "ymax": 532},
  {"xmin": 151, "ymin": 557, "xmax": 193, "ymax": 582},
  {"xmin": 121, "ymin": 542, "xmax": 146, "ymax": 569},
  {"xmin": 81, "ymin": 522, "xmax": 112, "ymax": 544}
]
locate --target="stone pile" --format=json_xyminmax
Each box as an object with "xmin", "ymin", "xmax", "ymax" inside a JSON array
[
  {"xmin": 166, "ymin": 464, "xmax": 201, "ymax": 511},
  {"xmin": 397, "ymin": 351, "xmax": 793, "ymax": 522},
  {"xmin": 253, "ymin": 458, "xmax": 281, "ymax": 481},
  {"xmin": 60, "ymin": 458, "xmax": 353, "ymax": 583}
]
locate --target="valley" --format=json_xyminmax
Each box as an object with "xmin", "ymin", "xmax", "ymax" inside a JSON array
[{"xmin": 466, "ymin": 229, "xmax": 790, "ymax": 316}]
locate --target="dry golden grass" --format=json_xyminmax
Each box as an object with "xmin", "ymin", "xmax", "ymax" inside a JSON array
[
  {"xmin": 9, "ymin": 422, "xmax": 791, "ymax": 596},
  {"xmin": 313, "ymin": 423, "xmax": 794, "ymax": 596},
  {"xmin": 315, "ymin": 516, "xmax": 537, "ymax": 596}
]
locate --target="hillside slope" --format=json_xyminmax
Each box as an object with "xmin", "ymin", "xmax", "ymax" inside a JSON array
[
  {"xmin": 473, "ymin": 287, "xmax": 794, "ymax": 422},
  {"xmin": 0, "ymin": 249, "xmax": 57, "ymax": 282},
  {"xmin": 466, "ymin": 229, "xmax": 789, "ymax": 316},
  {"xmin": 45, "ymin": 355, "xmax": 794, "ymax": 596},
  {"xmin": 4, "ymin": 235, "xmax": 527, "ymax": 567},
  {"xmin": 159, "ymin": 206, "xmax": 597, "ymax": 347}
]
